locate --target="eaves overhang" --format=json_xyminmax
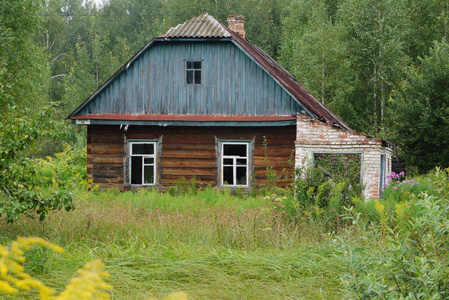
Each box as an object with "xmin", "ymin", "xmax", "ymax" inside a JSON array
[{"xmin": 71, "ymin": 114, "xmax": 297, "ymax": 127}]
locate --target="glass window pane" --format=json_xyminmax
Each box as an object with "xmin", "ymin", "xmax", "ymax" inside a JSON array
[
  {"xmin": 193, "ymin": 61, "xmax": 201, "ymax": 69},
  {"xmin": 144, "ymin": 157, "xmax": 154, "ymax": 165},
  {"xmin": 186, "ymin": 70, "xmax": 193, "ymax": 84},
  {"xmin": 144, "ymin": 166, "xmax": 154, "ymax": 184},
  {"xmin": 236, "ymin": 159, "xmax": 246, "ymax": 166},
  {"xmin": 194, "ymin": 70, "xmax": 201, "ymax": 84},
  {"xmin": 132, "ymin": 143, "xmax": 154, "ymax": 155},
  {"xmin": 224, "ymin": 144, "xmax": 247, "ymax": 157},
  {"xmin": 186, "ymin": 61, "xmax": 192, "ymax": 69},
  {"xmin": 223, "ymin": 158, "xmax": 233, "ymax": 165},
  {"xmin": 223, "ymin": 166, "xmax": 234, "ymax": 185},
  {"xmin": 236, "ymin": 167, "xmax": 247, "ymax": 185},
  {"xmin": 131, "ymin": 156, "xmax": 142, "ymax": 184}
]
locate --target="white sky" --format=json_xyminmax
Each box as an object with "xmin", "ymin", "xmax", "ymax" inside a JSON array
[{"xmin": 92, "ymin": 0, "xmax": 106, "ymax": 8}]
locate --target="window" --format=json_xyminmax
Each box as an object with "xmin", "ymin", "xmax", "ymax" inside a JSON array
[
  {"xmin": 129, "ymin": 142, "xmax": 156, "ymax": 185},
  {"xmin": 221, "ymin": 142, "xmax": 249, "ymax": 186},
  {"xmin": 186, "ymin": 60, "xmax": 201, "ymax": 84},
  {"xmin": 313, "ymin": 152, "xmax": 362, "ymax": 185}
]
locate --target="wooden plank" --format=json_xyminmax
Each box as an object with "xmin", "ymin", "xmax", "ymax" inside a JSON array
[
  {"xmin": 160, "ymin": 176, "xmax": 217, "ymax": 185},
  {"xmin": 92, "ymin": 136, "xmax": 124, "ymax": 144},
  {"xmin": 254, "ymin": 169, "xmax": 293, "ymax": 178},
  {"xmin": 253, "ymin": 156, "xmax": 292, "ymax": 163},
  {"xmin": 93, "ymin": 170, "xmax": 123, "ymax": 179},
  {"xmin": 92, "ymin": 154, "xmax": 124, "ymax": 164},
  {"xmin": 254, "ymin": 148, "xmax": 294, "ymax": 157},
  {"xmin": 92, "ymin": 143, "xmax": 125, "ymax": 154},
  {"xmin": 162, "ymin": 134, "xmax": 215, "ymax": 144},
  {"xmin": 161, "ymin": 167, "xmax": 216, "ymax": 176},
  {"xmin": 161, "ymin": 158, "xmax": 216, "ymax": 168},
  {"xmin": 126, "ymin": 133, "xmax": 159, "ymax": 140},
  {"xmin": 162, "ymin": 149, "xmax": 216, "ymax": 159},
  {"xmin": 162, "ymin": 143, "xmax": 215, "ymax": 150},
  {"xmin": 93, "ymin": 177, "xmax": 123, "ymax": 184},
  {"xmin": 91, "ymin": 164, "xmax": 122, "ymax": 172}
]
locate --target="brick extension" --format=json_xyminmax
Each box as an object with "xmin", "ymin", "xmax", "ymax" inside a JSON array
[{"xmin": 295, "ymin": 115, "xmax": 392, "ymax": 199}]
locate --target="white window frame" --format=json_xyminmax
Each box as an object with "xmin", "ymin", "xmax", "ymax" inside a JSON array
[
  {"xmin": 129, "ymin": 141, "xmax": 157, "ymax": 186},
  {"xmin": 220, "ymin": 141, "xmax": 250, "ymax": 187}
]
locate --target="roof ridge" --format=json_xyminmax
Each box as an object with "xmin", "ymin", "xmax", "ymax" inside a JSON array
[{"xmin": 165, "ymin": 13, "xmax": 231, "ymax": 38}]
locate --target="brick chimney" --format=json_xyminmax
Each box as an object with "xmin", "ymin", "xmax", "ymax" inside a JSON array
[{"xmin": 227, "ymin": 15, "xmax": 246, "ymax": 39}]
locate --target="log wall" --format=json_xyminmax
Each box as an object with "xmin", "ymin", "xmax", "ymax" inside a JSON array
[{"xmin": 87, "ymin": 125, "xmax": 296, "ymax": 190}]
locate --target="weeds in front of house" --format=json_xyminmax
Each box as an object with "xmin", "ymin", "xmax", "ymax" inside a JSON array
[
  {"xmin": 1, "ymin": 185, "xmax": 345, "ymax": 299},
  {"xmin": 5, "ymin": 143, "xmax": 449, "ymax": 299},
  {"xmin": 336, "ymin": 167, "xmax": 449, "ymax": 299},
  {"xmin": 286, "ymin": 155, "xmax": 364, "ymax": 231}
]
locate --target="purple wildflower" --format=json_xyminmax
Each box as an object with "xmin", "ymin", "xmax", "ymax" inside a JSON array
[
  {"xmin": 406, "ymin": 180, "xmax": 410, "ymax": 184},
  {"xmin": 416, "ymin": 182, "xmax": 420, "ymax": 186},
  {"xmin": 399, "ymin": 171, "xmax": 405, "ymax": 177},
  {"xmin": 394, "ymin": 187, "xmax": 398, "ymax": 190},
  {"xmin": 396, "ymin": 181, "xmax": 400, "ymax": 184}
]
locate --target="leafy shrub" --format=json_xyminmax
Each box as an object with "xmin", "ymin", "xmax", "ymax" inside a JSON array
[
  {"xmin": 337, "ymin": 168, "xmax": 449, "ymax": 299},
  {"xmin": 288, "ymin": 156, "xmax": 364, "ymax": 227},
  {"xmin": 338, "ymin": 193, "xmax": 449, "ymax": 299},
  {"xmin": 34, "ymin": 143, "xmax": 87, "ymax": 187},
  {"xmin": 0, "ymin": 105, "xmax": 75, "ymax": 222}
]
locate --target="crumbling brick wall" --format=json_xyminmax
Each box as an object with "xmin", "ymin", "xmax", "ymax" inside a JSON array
[{"xmin": 295, "ymin": 115, "xmax": 392, "ymax": 199}]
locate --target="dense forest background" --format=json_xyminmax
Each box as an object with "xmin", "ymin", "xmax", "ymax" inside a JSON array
[{"xmin": 2, "ymin": 0, "xmax": 449, "ymax": 172}]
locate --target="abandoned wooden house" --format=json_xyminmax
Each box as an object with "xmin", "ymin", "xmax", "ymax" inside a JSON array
[{"xmin": 68, "ymin": 13, "xmax": 392, "ymax": 199}]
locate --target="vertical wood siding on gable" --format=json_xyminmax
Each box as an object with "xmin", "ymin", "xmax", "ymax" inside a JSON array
[
  {"xmin": 79, "ymin": 42, "xmax": 303, "ymax": 116},
  {"xmin": 88, "ymin": 125, "xmax": 295, "ymax": 190}
]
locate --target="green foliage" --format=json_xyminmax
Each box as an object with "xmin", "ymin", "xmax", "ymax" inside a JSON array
[
  {"xmin": 338, "ymin": 192, "xmax": 449, "ymax": 299},
  {"xmin": 0, "ymin": 106, "xmax": 74, "ymax": 223},
  {"xmin": 34, "ymin": 143, "xmax": 87, "ymax": 187},
  {"xmin": 390, "ymin": 40, "xmax": 449, "ymax": 172},
  {"xmin": 338, "ymin": 168, "xmax": 449, "ymax": 299},
  {"xmin": 280, "ymin": 0, "xmax": 353, "ymax": 110},
  {"xmin": 162, "ymin": 0, "xmax": 290, "ymax": 58},
  {"xmin": 295, "ymin": 156, "xmax": 363, "ymax": 208}
]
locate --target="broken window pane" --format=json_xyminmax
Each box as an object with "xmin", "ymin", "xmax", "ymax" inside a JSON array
[{"xmin": 236, "ymin": 167, "xmax": 247, "ymax": 185}]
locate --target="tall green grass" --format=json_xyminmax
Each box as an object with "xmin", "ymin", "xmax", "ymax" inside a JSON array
[{"xmin": 1, "ymin": 187, "xmax": 345, "ymax": 299}]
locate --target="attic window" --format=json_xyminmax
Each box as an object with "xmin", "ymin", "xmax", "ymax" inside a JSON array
[{"xmin": 186, "ymin": 60, "xmax": 201, "ymax": 84}]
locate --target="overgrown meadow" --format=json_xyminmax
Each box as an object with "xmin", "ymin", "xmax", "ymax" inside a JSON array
[{"xmin": 1, "ymin": 147, "xmax": 449, "ymax": 299}]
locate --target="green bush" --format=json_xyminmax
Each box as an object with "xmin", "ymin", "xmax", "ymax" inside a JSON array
[
  {"xmin": 288, "ymin": 156, "xmax": 364, "ymax": 228},
  {"xmin": 337, "ymin": 168, "xmax": 449, "ymax": 299}
]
